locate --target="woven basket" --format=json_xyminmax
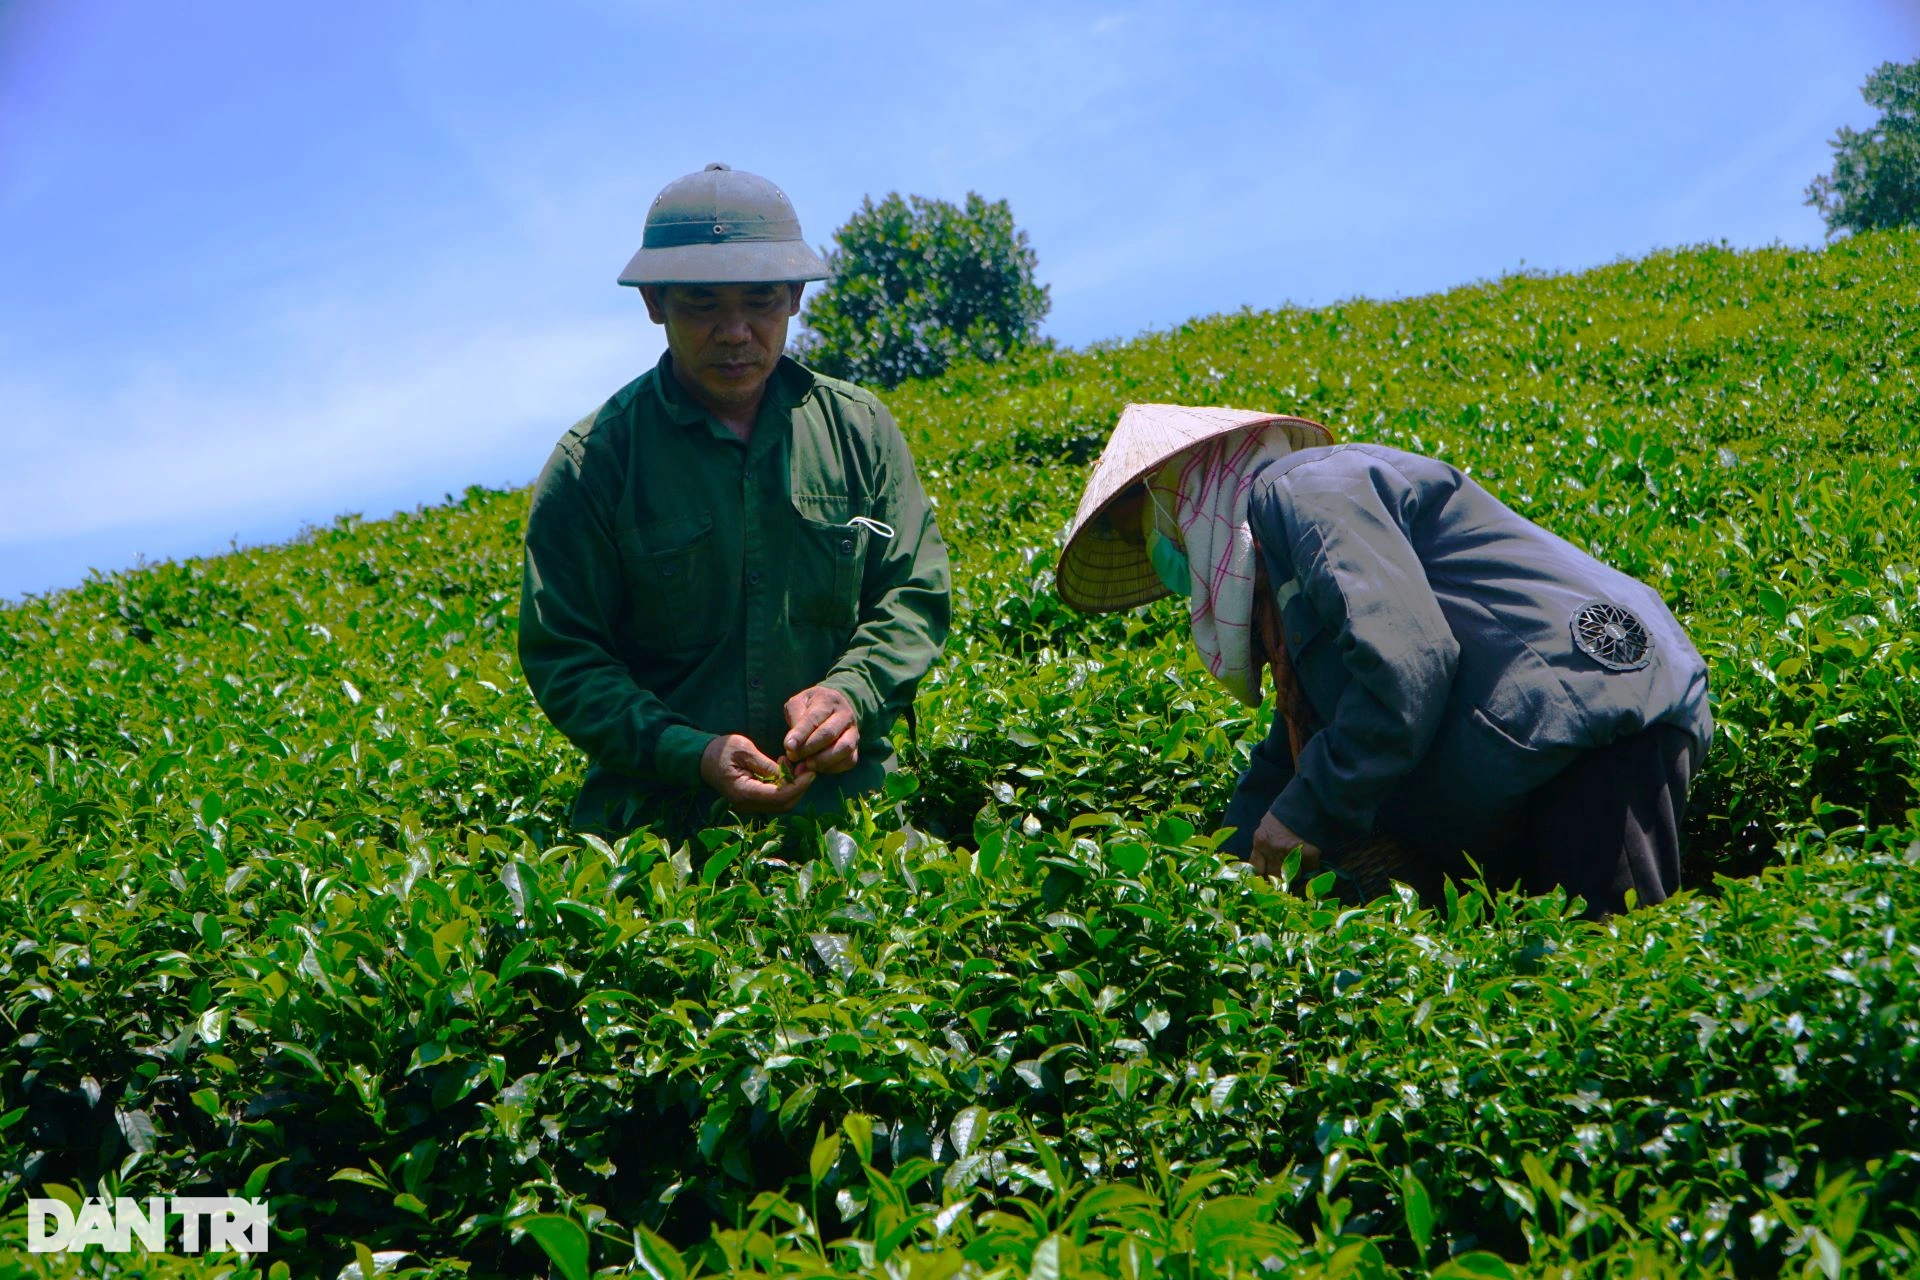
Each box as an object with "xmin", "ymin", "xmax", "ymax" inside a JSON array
[{"xmin": 1322, "ymin": 833, "xmax": 1442, "ymax": 906}]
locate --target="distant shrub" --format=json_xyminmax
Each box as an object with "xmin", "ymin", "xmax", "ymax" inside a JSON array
[
  {"xmin": 792, "ymin": 192, "xmax": 1050, "ymax": 389},
  {"xmin": 1807, "ymin": 56, "xmax": 1920, "ymax": 237}
]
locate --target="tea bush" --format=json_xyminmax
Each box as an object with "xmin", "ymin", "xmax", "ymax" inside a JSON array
[{"xmin": 2, "ymin": 232, "xmax": 1917, "ymax": 1277}]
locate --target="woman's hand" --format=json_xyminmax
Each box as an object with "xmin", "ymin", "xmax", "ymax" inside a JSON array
[{"xmin": 1250, "ymin": 812, "xmax": 1322, "ymax": 880}]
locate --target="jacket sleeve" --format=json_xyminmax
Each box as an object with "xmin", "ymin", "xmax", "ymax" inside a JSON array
[
  {"xmin": 1265, "ymin": 450, "xmax": 1460, "ymax": 850},
  {"xmin": 820, "ymin": 401, "xmax": 952, "ymax": 737},
  {"xmin": 517, "ymin": 427, "xmax": 716, "ymax": 789},
  {"xmin": 1219, "ymin": 709, "xmax": 1295, "ymax": 858}
]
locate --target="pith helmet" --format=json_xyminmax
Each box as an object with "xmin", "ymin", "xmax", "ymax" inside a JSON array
[
  {"xmin": 618, "ymin": 163, "xmax": 830, "ymax": 286},
  {"xmin": 1056, "ymin": 403, "xmax": 1334, "ymax": 613}
]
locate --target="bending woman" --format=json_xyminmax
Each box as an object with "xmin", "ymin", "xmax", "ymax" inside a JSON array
[{"xmin": 1057, "ymin": 404, "xmax": 1712, "ymax": 919}]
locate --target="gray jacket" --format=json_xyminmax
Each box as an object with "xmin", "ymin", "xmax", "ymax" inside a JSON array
[{"xmin": 1223, "ymin": 443, "xmax": 1711, "ymax": 859}]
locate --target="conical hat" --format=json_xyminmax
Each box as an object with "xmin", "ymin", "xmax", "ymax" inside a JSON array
[{"xmin": 1056, "ymin": 403, "xmax": 1334, "ymax": 613}]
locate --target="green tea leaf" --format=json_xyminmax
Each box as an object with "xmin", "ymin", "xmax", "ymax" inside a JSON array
[
  {"xmin": 810, "ymin": 1129, "xmax": 843, "ymax": 1185},
  {"xmin": 950, "ymin": 1105, "xmax": 988, "ymax": 1160},
  {"xmin": 1402, "ymin": 1167, "xmax": 1435, "ymax": 1256},
  {"xmin": 632, "ymin": 1224, "xmax": 688, "ymax": 1280},
  {"xmin": 1433, "ymin": 1253, "xmax": 1519, "ymax": 1279},
  {"xmin": 844, "ymin": 1111, "xmax": 875, "ymax": 1165},
  {"xmin": 520, "ymin": 1215, "xmax": 589, "ymax": 1280}
]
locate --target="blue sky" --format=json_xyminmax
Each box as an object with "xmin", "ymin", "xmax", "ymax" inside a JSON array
[{"xmin": 2, "ymin": 0, "xmax": 1915, "ymax": 602}]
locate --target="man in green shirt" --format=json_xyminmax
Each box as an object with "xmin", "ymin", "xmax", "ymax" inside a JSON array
[{"xmin": 518, "ymin": 164, "xmax": 951, "ymax": 837}]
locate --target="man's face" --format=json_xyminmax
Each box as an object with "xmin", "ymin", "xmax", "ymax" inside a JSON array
[{"xmin": 641, "ymin": 282, "xmax": 804, "ymax": 412}]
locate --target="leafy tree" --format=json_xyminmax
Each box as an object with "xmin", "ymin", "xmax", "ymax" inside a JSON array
[
  {"xmin": 792, "ymin": 191, "xmax": 1050, "ymax": 389},
  {"xmin": 1806, "ymin": 56, "xmax": 1920, "ymax": 238}
]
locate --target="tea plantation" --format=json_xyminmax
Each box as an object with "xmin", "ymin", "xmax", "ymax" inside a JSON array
[{"xmin": 3, "ymin": 232, "xmax": 1918, "ymax": 1277}]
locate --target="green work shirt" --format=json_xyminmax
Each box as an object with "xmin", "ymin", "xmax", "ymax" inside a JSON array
[{"xmin": 518, "ymin": 352, "xmax": 951, "ymax": 832}]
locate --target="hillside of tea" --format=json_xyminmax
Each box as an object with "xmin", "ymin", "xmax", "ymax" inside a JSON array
[{"xmin": 3, "ymin": 232, "xmax": 1917, "ymax": 1277}]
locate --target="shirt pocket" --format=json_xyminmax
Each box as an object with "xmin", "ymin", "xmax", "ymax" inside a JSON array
[
  {"xmin": 618, "ymin": 515, "xmax": 726, "ymax": 652},
  {"xmin": 1468, "ymin": 702, "xmax": 1542, "ymax": 754},
  {"xmin": 789, "ymin": 493, "xmax": 871, "ymax": 631},
  {"xmin": 1467, "ymin": 636, "xmax": 1572, "ymax": 754}
]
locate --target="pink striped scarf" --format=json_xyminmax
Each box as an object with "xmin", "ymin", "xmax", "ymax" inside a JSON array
[{"xmin": 1145, "ymin": 425, "xmax": 1299, "ymax": 706}]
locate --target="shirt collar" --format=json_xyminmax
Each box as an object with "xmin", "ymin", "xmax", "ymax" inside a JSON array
[{"xmin": 652, "ymin": 351, "xmax": 816, "ymax": 435}]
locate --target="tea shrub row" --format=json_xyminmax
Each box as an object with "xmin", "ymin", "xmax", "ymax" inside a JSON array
[{"xmin": 2, "ymin": 232, "xmax": 1917, "ymax": 1276}]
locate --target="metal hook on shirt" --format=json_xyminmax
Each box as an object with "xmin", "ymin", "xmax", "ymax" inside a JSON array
[{"xmin": 848, "ymin": 516, "xmax": 895, "ymax": 539}]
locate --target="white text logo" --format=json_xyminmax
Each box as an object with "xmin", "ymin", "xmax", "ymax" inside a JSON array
[{"xmin": 27, "ymin": 1197, "xmax": 269, "ymax": 1254}]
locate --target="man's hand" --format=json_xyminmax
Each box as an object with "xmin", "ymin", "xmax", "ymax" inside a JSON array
[
  {"xmin": 700, "ymin": 734, "xmax": 815, "ymax": 813},
  {"xmin": 1250, "ymin": 812, "xmax": 1322, "ymax": 880},
  {"xmin": 782, "ymin": 686, "xmax": 860, "ymax": 777}
]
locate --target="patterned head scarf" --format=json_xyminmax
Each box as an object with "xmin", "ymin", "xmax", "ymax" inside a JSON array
[{"xmin": 1144, "ymin": 424, "xmax": 1299, "ymax": 706}]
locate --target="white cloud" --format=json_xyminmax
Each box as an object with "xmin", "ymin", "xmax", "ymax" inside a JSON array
[{"xmin": 0, "ymin": 318, "xmax": 656, "ymax": 546}]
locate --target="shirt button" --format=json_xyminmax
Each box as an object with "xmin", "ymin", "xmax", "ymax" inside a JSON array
[
  {"xmin": 748, "ymin": 675, "xmax": 763, "ymax": 691},
  {"xmin": 747, "ymin": 569, "xmax": 762, "ymax": 586},
  {"xmin": 840, "ymin": 538, "xmax": 854, "ymax": 554}
]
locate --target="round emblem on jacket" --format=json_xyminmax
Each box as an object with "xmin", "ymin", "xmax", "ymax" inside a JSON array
[{"xmin": 1571, "ymin": 601, "xmax": 1653, "ymax": 671}]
